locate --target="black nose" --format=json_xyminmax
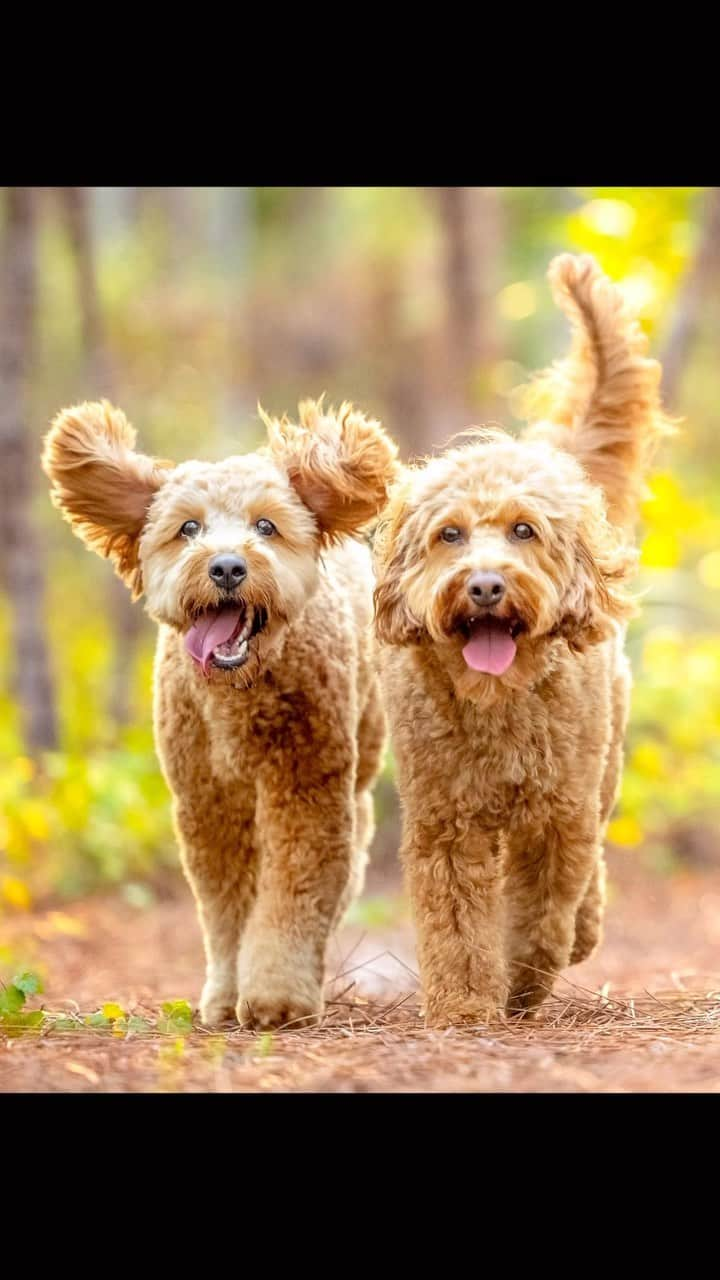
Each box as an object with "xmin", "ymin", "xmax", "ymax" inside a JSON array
[
  {"xmin": 208, "ymin": 554, "xmax": 247, "ymax": 592},
  {"xmin": 467, "ymin": 571, "xmax": 506, "ymax": 606}
]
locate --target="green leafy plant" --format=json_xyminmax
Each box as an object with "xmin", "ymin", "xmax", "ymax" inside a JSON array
[{"xmin": 0, "ymin": 971, "xmax": 45, "ymax": 1036}]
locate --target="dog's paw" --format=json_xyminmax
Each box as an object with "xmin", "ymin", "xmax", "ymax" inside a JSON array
[
  {"xmin": 424, "ymin": 995, "xmax": 506, "ymax": 1030},
  {"xmin": 506, "ymin": 950, "xmax": 560, "ymax": 1017},
  {"xmin": 236, "ymin": 976, "xmax": 323, "ymax": 1031},
  {"xmin": 199, "ymin": 982, "xmax": 238, "ymax": 1028},
  {"xmin": 569, "ymin": 925, "xmax": 602, "ymax": 966},
  {"xmin": 506, "ymin": 976, "xmax": 555, "ymax": 1019}
]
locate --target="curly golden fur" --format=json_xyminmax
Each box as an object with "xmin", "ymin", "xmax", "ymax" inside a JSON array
[
  {"xmin": 373, "ymin": 254, "xmax": 674, "ymax": 1027},
  {"xmin": 43, "ymin": 398, "xmax": 398, "ymax": 1030}
]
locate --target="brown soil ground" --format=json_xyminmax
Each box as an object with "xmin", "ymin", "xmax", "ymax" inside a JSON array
[{"xmin": 1, "ymin": 851, "xmax": 719, "ymax": 1093}]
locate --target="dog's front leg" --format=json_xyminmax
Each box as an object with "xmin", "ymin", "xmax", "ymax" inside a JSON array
[
  {"xmin": 505, "ymin": 816, "xmax": 599, "ymax": 1017},
  {"xmin": 175, "ymin": 800, "xmax": 257, "ymax": 1028},
  {"xmin": 403, "ymin": 816, "xmax": 508, "ymax": 1028},
  {"xmin": 569, "ymin": 851, "xmax": 606, "ymax": 965},
  {"xmin": 235, "ymin": 770, "xmax": 355, "ymax": 1031}
]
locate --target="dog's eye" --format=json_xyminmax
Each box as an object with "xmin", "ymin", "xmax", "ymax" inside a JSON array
[
  {"xmin": 440, "ymin": 526, "xmax": 463, "ymax": 544},
  {"xmin": 180, "ymin": 520, "xmax": 202, "ymax": 539},
  {"xmin": 512, "ymin": 522, "xmax": 535, "ymax": 541},
  {"xmin": 256, "ymin": 518, "xmax": 277, "ymax": 538}
]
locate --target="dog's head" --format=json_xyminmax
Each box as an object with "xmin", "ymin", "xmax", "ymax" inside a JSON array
[
  {"xmin": 373, "ymin": 429, "xmax": 636, "ymax": 700},
  {"xmin": 42, "ymin": 398, "xmax": 397, "ymax": 688}
]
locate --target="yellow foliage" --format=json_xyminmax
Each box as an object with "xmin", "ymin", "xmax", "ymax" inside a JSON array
[
  {"xmin": 607, "ymin": 816, "xmax": 644, "ymax": 848},
  {"xmin": 102, "ymin": 1002, "xmax": 127, "ymax": 1021},
  {"xmin": 642, "ymin": 473, "xmax": 704, "ymax": 532},
  {"xmin": 1, "ymin": 877, "xmax": 31, "ymax": 911},
  {"xmin": 640, "ymin": 530, "xmax": 682, "ymax": 568},
  {"xmin": 578, "ymin": 198, "xmax": 637, "ymax": 238},
  {"xmin": 13, "ymin": 757, "xmax": 35, "ymax": 783},
  {"xmin": 34, "ymin": 912, "xmax": 87, "ymax": 939},
  {"xmin": 17, "ymin": 802, "xmax": 50, "ymax": 842},
  {"xmin": 630, "ymin": 742, "xmax": 665, "ymax": 780}
]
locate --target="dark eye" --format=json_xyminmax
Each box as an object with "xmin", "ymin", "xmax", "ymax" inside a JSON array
[
  {"xmin": 180, "ymin": 520, "xmax": 202, "ymax": 539},
  {"xmin": 512, "ymin": 522, "xmax": 535, "ymax": 541},
  {"xmin": 441, "ymin": 526, "xmax": 463, "ymax": 544},
  {"xmin": 256, "ymin": 518, "xmax": 276, "ymax": 537}
]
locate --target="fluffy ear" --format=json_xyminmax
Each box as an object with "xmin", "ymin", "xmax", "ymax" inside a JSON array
[
  {"xmin": 42, "ymin": 400, "xmax": 172, "ymax": 598},
  {"xmin": 263, "ymin": 398, "xmax": 399, "ymax": 540},
  {"xmin": 555, "ymin": 508, "xmax": 637, "ymax": 652},
  {"xmin": 372, "ymin": 484, "xmax": 425, "ymax": 646}
]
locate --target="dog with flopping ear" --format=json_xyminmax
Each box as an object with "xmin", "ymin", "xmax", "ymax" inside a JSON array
[
  {"xmin": 372, "ymin": 254, "xmax": 674, "ymax": 1027},
  {"xmin": 42, "ymin": 398, "xmax": 398, "ymax": 1029}
]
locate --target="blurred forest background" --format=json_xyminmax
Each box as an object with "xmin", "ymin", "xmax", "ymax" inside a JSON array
[{"xmin": 1, "ymin": 186, "xmax": 719, "ymax": 913}]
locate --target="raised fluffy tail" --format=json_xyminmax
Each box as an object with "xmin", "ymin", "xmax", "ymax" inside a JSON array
[{"xmin": 522, "ymin": 253, "xmax": 675, "ymax": 532}]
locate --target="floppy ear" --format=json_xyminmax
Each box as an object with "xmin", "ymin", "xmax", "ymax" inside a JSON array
[
  {"xmin": 373, "ymin": 551, "xmax": 425, "ymax": 646},
  {"xmin": 372, "ymin": 486, "xmax": 426, "ymax": 646},
  {"xmin": 41, "ymin": 400, "xmax": 172, "ymax": 598},
  {"xmin": 263, "ymin": 398, "xmax": 399, "ymax": 540},
  {"xmin": 555, "ymin": 510, "xmax": 637, "ymax": 652}
]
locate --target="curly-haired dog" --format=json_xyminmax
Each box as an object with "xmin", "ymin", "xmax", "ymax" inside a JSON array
[
  {"xmin": 43, "ymin": 399, "xmax": 398, "ymax": 1029},
  {"xmin": 373, "ymin": 254, "xmax": 673, "ymax": 1026}
]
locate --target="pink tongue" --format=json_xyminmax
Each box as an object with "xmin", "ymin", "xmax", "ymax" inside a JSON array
[
  {"xmin": 185, "ymin": 608, "xmax": 243, "ymax": 675},
  {"xmin": 462, "ymin": 622, "xmax": 517, "ymax": 675}
]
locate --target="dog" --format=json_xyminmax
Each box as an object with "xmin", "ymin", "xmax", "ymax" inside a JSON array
[
  {"xmin": 372, "ymin": 254, "xmax": 673, "ymax": 1027},
  {"xmin": 42, "ymin": 398, "xmax": 398, "ymax": 1029}
]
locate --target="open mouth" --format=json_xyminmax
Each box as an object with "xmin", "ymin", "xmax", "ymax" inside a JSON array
[
  {"xmin": 184, "ymin": 604, "xmax": 268, "ymax": 675},
  {"xmin": 457, "ymin": 613, "xmax": 526, "ymax": 676}
]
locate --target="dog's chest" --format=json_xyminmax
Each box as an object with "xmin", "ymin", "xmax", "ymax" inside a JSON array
[
  {"xmin": 456, "ymin": 700, "xmax": 556, "ymax": 821},
  {"xmin": 202, "ymin": 680, "xmax": 315, "ymax": 778},
  {"xmin": 392, "ymin": 675, "xmax": 559, "ymax": 829}
]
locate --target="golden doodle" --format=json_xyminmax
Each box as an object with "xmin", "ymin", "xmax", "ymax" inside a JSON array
[
  {"xmin": 42, "ymin": 399, "xmax": 398, "ymax": 1029},
  {"xmin": 373, "ymin": 253, "xmax": 673, "ymax": 1026}
]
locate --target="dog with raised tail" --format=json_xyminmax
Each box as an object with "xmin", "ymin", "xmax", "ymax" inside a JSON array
[
  {"xmin": 373, "ymin": 254, "xmax": 674, "ymax": 1027},
  {"xmin": 43, "ymin": 398, "xmax": 398, "ymax": 1030}
]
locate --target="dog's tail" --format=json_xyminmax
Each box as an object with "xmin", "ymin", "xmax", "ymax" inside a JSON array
[{"xmin": 522, "ymin": 253, "xmax": 675, "ymax": 533}]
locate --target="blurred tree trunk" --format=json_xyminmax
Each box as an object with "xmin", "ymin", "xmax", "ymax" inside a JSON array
[
  {"xmin": 661, "ymin": 186, "xmax": 720, "ymax": 407},
  {"xmin": 219, "ymin": 188, "xmax": 254, "ymax": 426},
  {"xmin": 59, "ymin": 187, "xmax": 113, "ymax": 390},
  {"xmin": 368, "ymin": 258, "xmax": 435, "ymax": 459},
  {"xmin": 0, "ymin": 188, "xmax": 58, "ymax": 751},
  {"xmin": 660, "ymin": 187, "xmax": 720, "ymax": 409},
  {"xmin": 155, "ymin": 187, "xmax": 198, "ymax": 273},
  {"xmin": 59, "ymin": 185, "xmax": 143, "ymax": 730},
  {"xmin": 431, "ymin": 186, "xmax": 502, "ymax": 442}
]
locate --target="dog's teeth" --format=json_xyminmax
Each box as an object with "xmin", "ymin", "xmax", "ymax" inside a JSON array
[
  {"xmin": 238, "ymin": 608, "xmax": 253, "ymax": 643},
  {"xmin": 239, "ymin": 640, "xmax": 248, "ymax": 656}
]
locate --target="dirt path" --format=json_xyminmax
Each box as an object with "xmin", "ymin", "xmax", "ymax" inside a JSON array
[{"xmin": 1, "ymin": 853, "xmax": 719, "ymax": 1092}]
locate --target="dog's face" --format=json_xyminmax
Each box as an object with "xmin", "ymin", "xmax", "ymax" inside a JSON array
[
  {"xmin": 43, "ymin": 399, "xmax": 397, "ymax": 689},
  {"xmin": 138, "ymin": 452, "xmax": 322, "ymax": 684},
  {"xmin": 374, "ymin": 430, "xmax": 636, "ymax": 700}
]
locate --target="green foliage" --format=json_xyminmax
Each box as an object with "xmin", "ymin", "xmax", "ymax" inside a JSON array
[
  {"xmin": 257, "ymin": 1032, "xmax": 273, "ymax": 1058},
  {"xmin": 85, "ymin": 1011, "xmax": 111, "ymax": 1028},
  {"xmin": 13, "ymin": 971, "xmax": 43, "ymax": 996},
  {"xmin": 347, "ymin": 894, "xmax": 406, "ymax": 928},
  {"xmin": 0, "ymin": 738, "xmax": 175, "ymax": 906},
  {"xmin": 157, "ymin": 999, "xmax": 193, "ymax": 1035},
  {"xmin": 0, "ymin": 984, "xmax": 25, "ymax": 1016},
  {"xmin": 0, "ymin": 974, "xmax": 193, "ymax": 1041},
  {"xmin": 0, "ymin": 971, "xmax": 45, "ymax": 1035}
]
